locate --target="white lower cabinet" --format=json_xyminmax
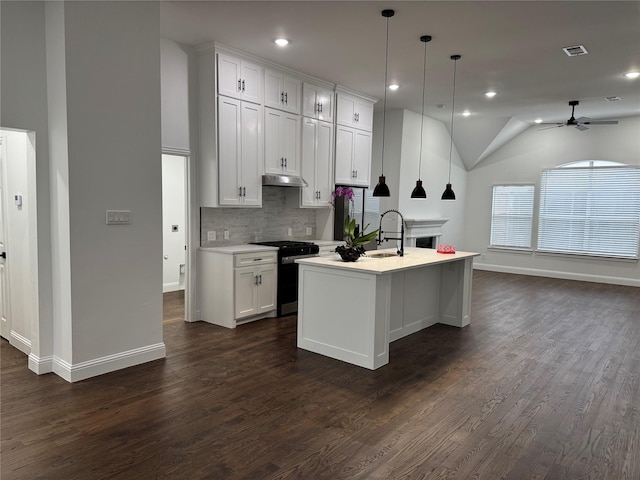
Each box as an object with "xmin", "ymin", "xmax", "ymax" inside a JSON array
[
  {"xmin": 234, "ymin": 263, "xmax": 277, "ymax": 320},
  {"xmin": 334, "ymin": 125, "xmax": 372, "ymax": 187},
  {"xmin": 300, "ymin": 117, "xmax": 333, "ymax": 207},
  {"xmin": 200, "ymin": 247, "xmax": 278, "ymax": 328}
]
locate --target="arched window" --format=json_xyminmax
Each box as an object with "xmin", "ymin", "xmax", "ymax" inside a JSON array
[{"xmin": 537, "ymin": 161, "xmax": 640, "ymax": 259}]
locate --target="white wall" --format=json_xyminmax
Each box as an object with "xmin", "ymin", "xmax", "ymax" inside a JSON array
[
  {"xmin": 162, "ymin": 154, "xmax": 186, "ymax": 292},
  {"xmin": 465, "ymin": 115, "xmax": 640, "ymax": 286},
  {"xmin": 161, "ymin": 39, "xmax": 191, "ymax": 152}
]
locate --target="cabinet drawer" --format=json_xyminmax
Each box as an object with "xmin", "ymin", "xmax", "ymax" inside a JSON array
[{"xmin": 234, "ymin": 251, "xmax": 277, "ymax": 267}]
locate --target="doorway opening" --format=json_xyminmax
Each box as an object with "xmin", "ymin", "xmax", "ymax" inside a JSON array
[{"xmin": 161, "ymin": 151, "xmax": 194, "ymax": 323}]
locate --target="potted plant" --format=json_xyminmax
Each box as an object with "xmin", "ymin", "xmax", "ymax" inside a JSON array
[
  {"xmin": 335, "ymin": 215, "xmax": 379, "ymax": 262},
  {"xmin": 330, "ymin": 186, "xmax": 379, "ymax": 262}
]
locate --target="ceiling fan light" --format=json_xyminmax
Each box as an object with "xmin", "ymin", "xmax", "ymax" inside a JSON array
[
  {"xmin": 388, "ymin": 84, "xmax": 400, "ymax": 91},
  {"xmin": 411, "ymin": 180, "xmax": 427, "ymax": 199},
  {"xmin": 624, "ymin": 71, "xmax": 639, "ymax": 79},
  {"xmin": 274, "ymin": 38, "xmax": 289, "ymax": 47}
]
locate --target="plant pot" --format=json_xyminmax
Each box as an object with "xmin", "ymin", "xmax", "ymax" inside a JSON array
[{"xmin": 335, "ymin": 245, "xmax": 363, "ymax": 262}]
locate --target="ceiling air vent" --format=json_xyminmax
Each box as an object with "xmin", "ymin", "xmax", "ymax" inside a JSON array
[
  {"xmin": 604, "ymin": 96, "xmax": 621, "ymax": 102},
  {"xmin": 563, "ymin": 45, "xmax": 588, "ymax": 56}
]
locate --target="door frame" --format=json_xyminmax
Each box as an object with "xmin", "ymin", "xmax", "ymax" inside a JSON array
[
  {"xmin": 162, "ymin": 147, "xmax": 196, "ymax": 322},
  {"xmin": 0, "ymin": 136, "xmax": 12, "ymax": 340}
]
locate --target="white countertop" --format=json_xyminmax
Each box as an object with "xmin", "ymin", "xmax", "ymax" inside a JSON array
[
  {"xmin": 200, "ymin": 245, "xmax": 279, "ymax": 254},
  {"xmin": 296, "ymin": 247, "xmax": 480, "ymax": 274}
]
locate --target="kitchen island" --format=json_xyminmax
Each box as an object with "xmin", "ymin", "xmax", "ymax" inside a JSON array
[{"xmin": 296, "ymin": 247, "xmax": 480, "ymax": 369}]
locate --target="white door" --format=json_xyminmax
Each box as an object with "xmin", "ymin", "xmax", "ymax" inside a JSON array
[{"xmin": 0, "ymin": 137, "xmax": 10, "ymax": 339}]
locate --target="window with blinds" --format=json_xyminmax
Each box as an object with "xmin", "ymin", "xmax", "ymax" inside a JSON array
[
  {"xmin": 490, "ymin": 185, "xmax": 535, "ymax": 249},
  {"xmin": 537, "ymin": 165, "xmax": 640, "ymax": 259}
]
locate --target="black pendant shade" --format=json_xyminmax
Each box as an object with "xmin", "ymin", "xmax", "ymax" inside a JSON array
[
  {"xmin": 411, "ymin": 34, "xmax": 432, "ymax": 199},
  {"xmin": 441, "ymin": 183, "xmax": 456, "ymax": 200},
  {"xmin": 373, "ymin": 9, "xmax": 394, "ymax": 198},
  {"xmin": 411, "ymin": 180, "xmax": 426, "ymax": 198},
  {"xmin": 442, "ymin": 54, "xmax": 461, "ymax": 201},
  {"xmin": 373, "ymin": 176, "xmax": 391, "ymax": 197}
]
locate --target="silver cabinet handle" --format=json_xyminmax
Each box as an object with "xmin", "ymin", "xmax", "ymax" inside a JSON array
[
  {"xmin": 259, "ymin": 274, "xmax": 262, "ymax": 284},
  {"xmin": 243, "ymin": 186, "xmax": 246, "ymax": 197},
  {"xmin": 281, "ymin": 91, "xmax": 284, "ymax": 102},
  {"xmin": 241, "ymin": 79, "xmax": 245, "ymax": 92},
  {"xmin": 239, "ymin": 186, "xmax": 243, "ymax": 196},
  {"xmin": 284, "ymin": 158, "xmax": 287, "ymax": 167},
  {"xmin": 238, "ymin": 79, "xmax": 242, "ymax": 91},
  {"xmin": 284, "ymin": 92, "xmax": 288, "ymax": 104},
  {"xmin": 254, "ymin": 275, "xmax": 259, "ymax": 285}
]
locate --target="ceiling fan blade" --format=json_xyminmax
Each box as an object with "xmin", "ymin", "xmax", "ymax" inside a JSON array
[
  {"xmin": 576, "ymin": 124, "xmax": 589, "ymax": 131},
  {"xmin": 583, "ymin": 120, "xmax": 619, "ymax": 125},
  {"xmin": 576, "ymin": 116, "xmax": 590, "ymax": 123},
  {"xmin": 538, "ymin": 124, "xmax": 564, "ymax": 131}
]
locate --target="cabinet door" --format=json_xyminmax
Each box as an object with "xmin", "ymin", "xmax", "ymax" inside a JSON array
[
  {"xmin": 256, "ymin": 264, "xmax": 277, "ymax": 314},
  {"xmin": 240, "ymin": 102, "xmax": 263, "ymax": 206},
  {"xmin": 264, "ymin": 108, "xmax": 283, "ymax": 175},
  {"xmin": 234, "ymin": 266, "xmax": 258, "ymax": 319},
  {"xmin": 217, "ymin": 53, "xmax": 242, "ymax": 99},
  {"xmin": 315, "ymin": 120, "xmax": 334, "ymax": 205},
  {"xmin": 240, "ymin": 60, "xmax": 262, "ymax": 104},
  {"xmin": 300, "ymin": 117, "xmax": 318, "ymax": 207},
  {"xmin": 282, "ymin": 113, "xmax": 300, "ymax": 176},
  {"xmin": 264, "ymin": 69, "xmax": 284, "ymax": 110},
  {"xmin": 354, "ymin": 99, "xmax": 374, "ymax": 131},
  {"xmin": 334, "ymin": 125, "xmax": 356, "ymax": 185},
  {"xmin": 352, "ymin": 129, "xmax": 372, "ymax": 187},
  {"xmin": 337, "ymin": 94, "xmax": 357, "ymax": 127},
  {"xmin": 282, "ymin": 75, "xmax": 301, "ymax": 114},
  {"xmin": 316, "ymin": 87, "xmax": 334, "ymax": 123},
  {"xmin": 218, "ymin": 96, "xmax": 242, "ymax": 205}
]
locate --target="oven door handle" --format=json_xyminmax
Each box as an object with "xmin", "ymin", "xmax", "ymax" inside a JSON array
[{"xmin": 281, "ymin": 253, "xmax": 318, "ymax": 264}]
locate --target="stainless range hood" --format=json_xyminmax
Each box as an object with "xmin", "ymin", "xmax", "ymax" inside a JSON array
[{"xmin": 262, "ymin": 174, "xmax": 308, "ymax": 188}]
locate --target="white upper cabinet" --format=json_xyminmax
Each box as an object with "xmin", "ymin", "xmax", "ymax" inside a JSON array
[
  {"xmin": 264, "ymin": 69, "xmax": 301, "ymax": 114},
  {"xmin": 334, "ymin": 125, "xmax": 372, "ymax": 187},
  {"xmin": 302, "ymin": 82, "xmax": 334, "ymax": 123},
  {"xmin": 218, "ymin": 97, "xmax": 263, "ymax": 206},
  {"xmin": 217, "ymin": 53, "xmax": 263, "ymax": 104},
  {"xmin": 300, "ymin": 117, "xmax": 333, "ymax": 207},
  {"xmin": 336, "ymin": 92, "xmax": 375, "ymax": 131},
  {"xmin": 264, "ymin": 108, "xmax": 301, "ymax": 176}
]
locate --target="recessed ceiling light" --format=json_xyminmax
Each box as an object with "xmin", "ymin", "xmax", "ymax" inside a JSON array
[
  {"xmin": 534, "ymin": 118, "xmax": 543, "ymax": 124},
  {"xmin": 485, "ymin": 91, "xmax": 497, "ymax": 98},
  {"xmin": 274, "ymin": 38, "xmax": 289, "ymax": 47},
  {"xmin": 388, "ymin": 84, "xmax": 399, "ymax": 91},
  {"xmin": 625, "ymin": 71, "xmax": 640, "ymax": 79},
  {"xmin": 462, "ymin": 111, "xmax": 471, "ymax": 117}
]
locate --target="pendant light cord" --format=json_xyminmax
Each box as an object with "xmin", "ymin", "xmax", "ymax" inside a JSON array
[
  {"xmin": 418, "ymin": 39, "xmax": 427, "ymax": 181},
  {"xmin": 380, "ymin": 14, "xmax": 390, "ymax": 177},
  {"xmin": 448, "ymin": 57, "xmax": 458, "ymax": 183}
]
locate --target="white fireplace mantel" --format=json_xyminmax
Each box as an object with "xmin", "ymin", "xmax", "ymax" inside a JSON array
[{"xmin": 404, "ymin": 218, "xmax": 449, "ymax": 247}]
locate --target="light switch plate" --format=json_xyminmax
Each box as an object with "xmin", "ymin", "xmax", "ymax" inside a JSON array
[{"xmin": 106, "ymin": 210, "xmax": 131, "ymax": 225}]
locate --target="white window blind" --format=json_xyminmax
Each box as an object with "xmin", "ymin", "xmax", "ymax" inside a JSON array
[
  {"xmin": 490, "ymin": 185, "xmax": 535, "ymax": 249},
  {"xmin": 538, "ymin": 166, "xmax": 640, "ymax": 259}
]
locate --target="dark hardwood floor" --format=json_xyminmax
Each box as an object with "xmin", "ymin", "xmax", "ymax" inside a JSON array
[{"xmin": 2, "ymin": 271, "xmax": 639, "ymax": 479}]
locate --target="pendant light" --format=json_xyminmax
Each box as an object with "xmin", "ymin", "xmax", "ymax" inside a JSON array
[
  {"xmin": 373, "ymin": 9, "xmax": 394, "ymax": 197},
  {"xmin": 411, "ymin": 35, "xmax": 432, "ymax": 199},
  {"xmin": 442, "ymin": 54, "xmax": 461, "ymax": 200}
]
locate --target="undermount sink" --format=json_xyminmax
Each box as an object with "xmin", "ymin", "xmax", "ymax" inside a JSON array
[{"xmin": 369, "ymin": 252, "xmax": 399, "ymax": 258}]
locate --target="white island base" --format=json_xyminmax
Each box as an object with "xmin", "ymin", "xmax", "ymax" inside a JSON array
[{"xmin": 296, "ymin": 248, "xmax": 479, "ymax": 370}]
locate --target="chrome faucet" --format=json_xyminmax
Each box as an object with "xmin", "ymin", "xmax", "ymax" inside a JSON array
[{"xmin": 377, "ymin": 209, "xmax": 405, "ymax": 256}]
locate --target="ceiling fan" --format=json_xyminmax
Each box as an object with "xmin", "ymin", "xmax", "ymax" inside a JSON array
[{"xmin": 539, "ymin": 100, "xmax": 619, "ymax": 131}]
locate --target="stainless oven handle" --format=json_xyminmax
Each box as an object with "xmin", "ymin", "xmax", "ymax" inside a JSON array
[{"xmin": 281, "ymin": 253, "xmax": 318, "ymax": 264}]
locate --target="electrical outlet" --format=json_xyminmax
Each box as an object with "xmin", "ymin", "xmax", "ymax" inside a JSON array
[
  {"xmin": 306, "ymin": 227, "xmax": 313, "ymax": 236},
  {"xmin": 207, "ymin": 231, "xmax": 216, "ymax": 241},
  {"xmin": 224, "ymin": 229, "xmax": 229, "ymax": 240},
  {"xmin": 287, "ymin": 228, "xmax": 292, "ymax": 236}
]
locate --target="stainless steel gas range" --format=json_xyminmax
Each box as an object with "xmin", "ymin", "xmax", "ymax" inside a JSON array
[{"xmin": 250, "ymin": 240, "xmax": 319, "ymax": 316}]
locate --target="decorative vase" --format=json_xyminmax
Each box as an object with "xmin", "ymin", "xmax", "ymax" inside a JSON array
[{"xmin": 335, "ymin": 245, "xmax": 363, "ymax": 262}]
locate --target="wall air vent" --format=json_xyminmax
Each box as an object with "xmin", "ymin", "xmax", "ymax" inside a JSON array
[{"xmin": 563, "ymin": 45, "xmax": 588, "ymax": 56}]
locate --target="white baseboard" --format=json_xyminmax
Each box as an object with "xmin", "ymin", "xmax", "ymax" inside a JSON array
[
  {"xmin": 51, "ymin": 342, "xmax": 167, "ymax": 383},
  {"xmin": 10, "ymin": 330, "xmax": 31, "ymax": 355},
  {"xmin": 473, "ymin": 262, "xmax": 640, "ymax": 287},
  {"xmin": 28, "ymin": 353, "xmax": 54, "ymax": 374},
  {"xmin": 163, "ymin": 282, "xmax": 183, "ymax": 293}
]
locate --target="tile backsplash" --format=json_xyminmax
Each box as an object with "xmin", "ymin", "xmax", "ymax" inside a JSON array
[{"xmin": 200, "ymin": 187, "xmax": 319, "ymax": 246}]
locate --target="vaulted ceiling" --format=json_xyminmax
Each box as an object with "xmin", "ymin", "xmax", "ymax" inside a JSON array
[{"xmin": 160, "ymin": 1, "xmax": 640, "ymax": 170}]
